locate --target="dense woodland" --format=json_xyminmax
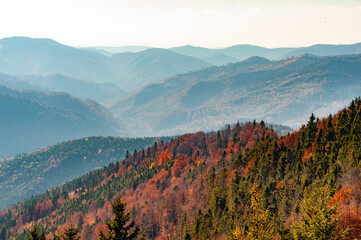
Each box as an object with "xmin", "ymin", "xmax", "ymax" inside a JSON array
[
  {"xmin": 1, "ymin": 98, "xmax": 361, "ymax": 239},
  {"xmin": 0, "ymin": 136, "xmax": 171, "ymax": 210}
]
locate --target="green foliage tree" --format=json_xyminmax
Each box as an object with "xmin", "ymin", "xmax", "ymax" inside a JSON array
[
  {"xmin": 292, "ymin": 185, "xmax": 348, "ymax": 240},
  {"xmin": 28, "ymin": 225, "xmax": 46, "ymax": 240},
  {"xmin": 98, "ymin": 196, "xmax": 141, "ymax": 240},
  {"xmin": 52, "ymin": 234, "xmax": 61, "ymax": 240},
  {"xmin": 62, "ymin": 225, "xmax": 80, "ymax": 240}
]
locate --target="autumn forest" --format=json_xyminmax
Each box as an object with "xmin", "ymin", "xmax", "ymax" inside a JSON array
[{"xmin": 1, "ymin": 98, "xmax": 361, "ymax": 239}]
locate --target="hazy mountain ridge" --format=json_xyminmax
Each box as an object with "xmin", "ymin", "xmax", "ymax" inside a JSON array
[
  {"xmin": 169, "ymin": 43, "xmax": 361, "ymax": 66},
  {"xmin": 109, "ymin": 54, "xmax": 361, "ymax": 136},
  {"xmin": 0, "ymin": 72, "xmax": 125, "ymax": 102},
  {"xmin": 281, "ymin": 42, "xmax": 361, "ymax": 59},
  {"xmin": 0, "ymin": 37, "xmax": 212, "ymax": 92},
  {"xmin": 110, "ymin": 48, "xmax": 212, "ymax": 90},
  {"xmin": 0, "ymin": 85, "xmax": 121, "ymax": 157},
  {"xmin": 169, "ymin": 45, "xmax": 299, "ymax": 65}
]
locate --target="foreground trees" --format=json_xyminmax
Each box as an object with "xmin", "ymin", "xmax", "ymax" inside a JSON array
[
  {"xmin": 99, "ymin": 196, "xmax": 142, "ymax": 240},
  {"xmin": 28, "ymin": 197, "xmax": 142, "ymax": 240},
  {"xmin": 292, "ymin": 184, "xmax": 348, "ymax": 240},
  {"xmin": 28, "ymin": 225, "xmax": 46, "ymax": 240}
]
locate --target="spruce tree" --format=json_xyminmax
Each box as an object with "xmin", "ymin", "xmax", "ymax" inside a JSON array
[
  {"xmin": 98, "ymin": 196, "xmax": 141, "ymax": 240},
  {"xmin": 62, "ymin": 225, "xmax": 80, "ymax": 240},
  {"xmin": 28, "ymin": 225, "xmax": 46, "ymax": 240},
  {"xmin": 292, "ymin": 185, "xmax": 348, "ymax": 240}
]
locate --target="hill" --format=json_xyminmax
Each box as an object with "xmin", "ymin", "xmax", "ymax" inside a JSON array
[
  {"xmin": 169, "ymin": 43, "xmax": 361, "ymax": 65},
  {"xmin": 0, "ymin": 37, "xmax": 118, "ymax": 84},
  {"xmin": 1, "ymin": 99, "xmax": 361, "ymax": 239},
  {"xmin": 281, "ymin": 42, "xmax": 361, "ymax": 59},
  {"xmin": 169, "ymin": 45, "xmax": 299, "ymax": 65},
  {"xmin": 110, "ymin": 48, "xmax": 212, "ymax": 90},
  {"xmin": 0, "ymin": 73, "xmax": 125, "ymax": 102},
  {"xmin": 0, "ymin": 136, "xmax": 170, "ymax": 210},
  {"xmin": 0, "ymin": 37, "xmax": 212, "ymax": 92},
  {"xmin": 0, "ymin": 85, "xmax": 121, "ymax": 157},
  {"xmin": 202, "ymin": 53, "xmax": 239, "ymax": 66},
  {"xmin": 89, "ymin": 46, "xmax": 151, "ymax": 54},
  {"xmin": 109, "ymin": 54, "xmax": 361, "ymax": 136}
]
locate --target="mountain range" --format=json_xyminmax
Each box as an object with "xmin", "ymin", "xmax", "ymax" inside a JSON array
[
  {"xmin": 0, "ymin": 37, "xmax": 211, "ymax": 92},
  {"xmin": 170, "ymin": 42, "xmax": 361, "ymax": 65},
  {"xmin": 109, "ymin": 48, "xmax": 212, "ymax": 90},
  {"xmin": 86, "ymin": 42, "xmax": 361, "ymax": 67},
  {"xmin": 169, "ymin": 45, "xmax": 298, "ymax": 65},
  {"xmin": 109, "ymin": 54, "xmax": 361, "ymax": 136},
  {"xmin": 0, "ymin": 85, "xmax": 120, "ymax": 157}
]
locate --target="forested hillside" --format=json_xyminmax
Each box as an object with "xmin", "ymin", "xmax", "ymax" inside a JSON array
[
  {"xmin": 0, "ymin": 136, "xmax": 171, "ymax": 210},
  {"xmin": 109, "ymin": 54, "xmax": 361, "ymax": 136},
  {"xmin": 1, "ymin": 99, "xmax": 361, "ymax": 239},
  {"xmin": 0, "ymin": 85, "xmax": 120, "ymax": 157}
]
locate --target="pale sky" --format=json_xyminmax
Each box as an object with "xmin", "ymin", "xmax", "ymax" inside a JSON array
[{"xmin": 0, "ymin": 0, "xmax": 360, "ymax": 48}]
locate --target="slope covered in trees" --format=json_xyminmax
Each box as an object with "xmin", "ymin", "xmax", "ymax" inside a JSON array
[
  {"xmin": 2, "ymin": 99, "xmax": 361, "ymax": 239},
  {"xmin": 109, "ymin": 54, "xmax": 361, "ymax": 136},
  {"xmin": 0, "ymin": 85, "xmax": 121, "ymax": 157},
  {"xmin": 0, "ymin": 136, "xmax": 171, "ymax": 210}
]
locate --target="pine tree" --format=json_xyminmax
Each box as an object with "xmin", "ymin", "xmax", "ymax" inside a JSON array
[
  {"xmin": 98, "ymin": 196, "xmax": 141, "ymax": 240},
  {"xmin": 62, "ymin": 225, "xmax": 80, "ymax": 240},
  {"xmin": 28, "ymin": 225, "xmax": 46, "ymax": 240}
]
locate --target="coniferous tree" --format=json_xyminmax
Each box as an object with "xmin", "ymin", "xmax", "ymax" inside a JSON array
[
  {"xmin": 98, "ymin": 196, "xmax": 141, "ymax": 240},
  {"xmin": 292, "ymin": 184, "xmax": 348, "ymax": 240},
  {"xmin": 244, "ymin": 184, "xmax": 274, "ymax": 240},
  {"xmin": 28, "ymin": 225, "xmax": 46, "ymax": 240},
  {"xmin": 62, "ymin": 225, "xmax": 80, "ymax": 240}
]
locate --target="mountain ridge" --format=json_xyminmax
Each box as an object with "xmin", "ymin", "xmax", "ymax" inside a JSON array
[
  {"xmin": 109, "ymin": 54, "xmax": 361, "ymax": 136},
  {"xmin": 0, "ymin": 85, "xmax": 121, "ymax": 157}
]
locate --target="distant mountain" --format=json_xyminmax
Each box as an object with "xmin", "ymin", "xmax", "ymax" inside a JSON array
[
  {"xmin": 0, "ymin": 85, "xmax": 121, "ymax": 157},
  {"xmin": 0, "ymin": 135, "xmax": 170, "ymax": 210},
  {"xmin": 91, "ymin": 45, "xmax": 151, "ymax": 53},
  {"xmin": 0, "ymin": 37, "xmax": 212, "ymax": 91},
  {"xmin": 0, "ymin": 37, "xmax": 119, "ymax": 84},
  {"xmin": 110, "ymin": 48, "xmax": 212, "ymax": 90},
  {"xmin": 109, "ymin": 54, "xmax": 361, "ymax": 136},
  {"xmin": 169, "ymin": 45, "xmax": 299, "ymax": 65},
  {"xmin": 281, "ymin": 42, "xmax": 361, "ymax": 58},
  {"xmin": 203, "ymin": 53, "xmax": 239, "ymax": 66},
  {"xmin": 0, "ymin": 73, "xmax": 125, "ymax": 102},
  {"xmin": 80, "ymin": 47, "xmax": 114, "ymax": 56}
]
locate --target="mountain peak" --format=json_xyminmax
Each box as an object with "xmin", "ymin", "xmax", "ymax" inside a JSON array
[{"xmin": 243, "ymin": 56, "xmax": 271, "ymax": 64}]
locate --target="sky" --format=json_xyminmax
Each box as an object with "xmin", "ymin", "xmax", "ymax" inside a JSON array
[{"xmin": 0, "ymin": 0, "xmax": 360, "ymax": 48}]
